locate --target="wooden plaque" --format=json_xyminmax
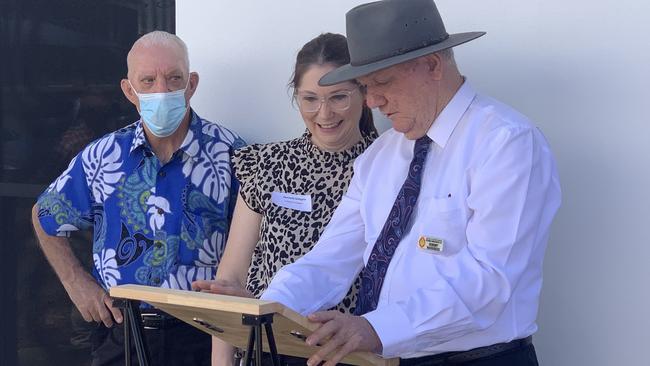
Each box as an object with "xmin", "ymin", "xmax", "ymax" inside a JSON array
[{"xmin": 110, "ymin": 285, "xmax": 398, "ymax": 366}]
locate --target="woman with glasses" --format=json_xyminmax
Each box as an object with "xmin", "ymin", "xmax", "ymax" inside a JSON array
[{"xmin": 192, "ymin": 33, "xmax": 377, "ymax": 365}]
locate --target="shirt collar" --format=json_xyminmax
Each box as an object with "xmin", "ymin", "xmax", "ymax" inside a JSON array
[
  {"xmin": 129, "ymin": 121, "xmax": 148, "ymax": 155},
  {"xmin": 129, "ymin": 109, "xmax": 204, "ymax": 159},
  {"xmin": 178, "ymin": 110, "xmax": 204, "ymax": 160},
  {"xmin": 426, "ymin": 80, "xmax": 476, "ymax": 149}
]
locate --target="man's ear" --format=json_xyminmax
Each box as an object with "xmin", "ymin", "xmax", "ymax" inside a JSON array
[
  {"xmin": 186, "ymin": 72, "xmax": 199, "ymax": 100},
  {"xmin": 120, "ymin": 79, "xmax": 139, "ymax": 108},
  {"xmin": 425, "ymin": 53, "xmax": 444, "ymax": 80}
]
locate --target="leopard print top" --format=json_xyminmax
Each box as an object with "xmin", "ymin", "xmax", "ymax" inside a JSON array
[{"xmin": 232, "ymin": 129, "xmax": 377, "ymax": 314}]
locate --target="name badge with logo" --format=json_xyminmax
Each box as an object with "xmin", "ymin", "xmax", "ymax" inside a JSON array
[
  {"xmin": 271, "ymin": 192, "xmax": 312, "ymax": 212},
  {"xmin": 418, "ymin": 235, "xmax": 444, "ymax": 253}
]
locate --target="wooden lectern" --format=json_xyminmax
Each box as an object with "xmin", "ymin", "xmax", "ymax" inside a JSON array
[{"xmin": 110, "ymin": 285, "xmax": 399, "ymax": 366}]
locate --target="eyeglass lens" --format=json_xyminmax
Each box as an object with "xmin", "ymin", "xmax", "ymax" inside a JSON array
[{"xmin": 298, "ymin": 91, "xmax": 351, "ymax": 112}]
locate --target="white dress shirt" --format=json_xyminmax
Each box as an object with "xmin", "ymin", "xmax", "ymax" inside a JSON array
[{"xmin": 261, "ymin": 82, "xmax": 561, "ymax": 359}]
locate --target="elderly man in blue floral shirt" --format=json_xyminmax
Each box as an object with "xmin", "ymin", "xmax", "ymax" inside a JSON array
[{"xmin": 31, "ymin": 31, "xmax": 245, "ymax": 366}]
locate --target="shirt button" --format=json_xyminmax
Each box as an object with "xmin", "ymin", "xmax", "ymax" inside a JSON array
[
  {"xmin": 158, "ymin": 171, "xmax": 166, "ymax": 178},
  {"xmin": 151, "ymin": 277, "xmax": 161, "ymax": 285}
]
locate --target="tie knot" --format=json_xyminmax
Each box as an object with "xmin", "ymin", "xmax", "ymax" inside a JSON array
[{"xmin": 414, "ymin": 135, "xmax": 432, "ymax": 153}]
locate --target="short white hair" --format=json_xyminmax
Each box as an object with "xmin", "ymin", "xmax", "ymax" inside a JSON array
[
  {"xmin": 127, "ymin": 30, "xmax": 190, "ymax": 74},
  {"xmin": 437, "ymin": 47, "xmax": 454, "ymax": 61},
  {"xmin": 436, "ymin": 48, "xmax": 457, "ymax": 67}
]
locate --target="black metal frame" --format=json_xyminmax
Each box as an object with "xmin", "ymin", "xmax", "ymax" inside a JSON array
[
  {"xmin": 113, "ymin": 298, "xmax": 150, "ymax": 366},
  {"xmin": 113, "ymin": 298, "xmax": 280, "ymax": 366},
  {"xmin": 241, "ymin": 313, "xmax": 280, "ymax": 366}
]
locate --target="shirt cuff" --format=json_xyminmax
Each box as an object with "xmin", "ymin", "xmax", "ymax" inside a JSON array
[
  {"xmin": 37, "ymin": 214, "xmax": 71, "ymax": 237},
  {"xmin": 363, "ymin": 303, "xmax": 418, "ymax": 358},
  {"xmin": 260, "ymin": 289, "xmax": 310, "ymax": 316},
  {"xmin": 261, "ymin": 284, "xmax": 345, "ymax": 317}
]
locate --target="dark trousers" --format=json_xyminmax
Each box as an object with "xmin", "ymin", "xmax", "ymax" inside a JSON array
[
  {"xmin": 90, "ymin": 321, "xmax": 211, "ymax": 366},
  {"xmin": 258, "ymin": 353, "xmax": 308, "ymax": 366},
  {"xmin": 400, "ymin": 343, "xmax": 538, "ymax": 366},
  {"xmin": 258, "ymin": 353, "xmax": 357, "ymax": 366},
  {"xmin": 259, "ymin": 346, "xmax": 537, "ymax": 366}
]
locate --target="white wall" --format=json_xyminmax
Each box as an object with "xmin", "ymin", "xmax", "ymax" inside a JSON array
[
  {"xmin": 177, "ymin": 1, "xmax": 650, "ymax": 365},
  {"xmin": 177, "ymin": 0, "xmax": 392, "ymax": 143}
]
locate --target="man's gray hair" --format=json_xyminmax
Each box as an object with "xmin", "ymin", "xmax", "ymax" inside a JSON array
[
  {"xmin": 437, "ymin": 48, "xmax": 456, "ymax": 64},
  {"xmin": 127, "ymin": 30, "xmax": 190, "ymax": 73},
  {"xmin": 428, "ymin": 48, "xmax": 457, "ymax": 74}
]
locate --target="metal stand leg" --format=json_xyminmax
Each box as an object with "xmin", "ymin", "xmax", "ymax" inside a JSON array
[
  {"xmin": 113, "ymin": 298, "xmax": 151, "ymax": 366},
  {"xmin": 255, "ymin": 325, "xmax": 263, "ymax": 366},
  {"xmin": 127, "ymin": 300, "xmax": 150, "ymax": 366},
  {"xmin": 242, "ymin": 314, "xmax": 279, "ymax": 366},
  {"xmin": 244, "ymin": 327, "xmax": 255, "ymax": 366},
  {"xmin": 264, "ymin": 323, "xmax": 280, "ymax": 366},
  {"xmin": 124, "ymin": 310, "xmax": 131, "ymax": 366}
]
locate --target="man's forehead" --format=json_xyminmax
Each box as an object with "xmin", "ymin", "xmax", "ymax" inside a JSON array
[
  {"xmin": 128, "ymin": 45, "xmax": 186, "ymax": 74},
  {"xmin": 131, "ymin": 62, "xmax": 184, "ymax": 74}
]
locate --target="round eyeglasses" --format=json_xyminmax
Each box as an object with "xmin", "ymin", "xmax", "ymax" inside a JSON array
[{"xmin": 295, "ymin": 89, "xmax": 357, "ymax": 113}]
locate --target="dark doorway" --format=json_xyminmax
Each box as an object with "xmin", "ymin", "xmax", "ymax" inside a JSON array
[{"xmin": 0, "ymin": 1, "xmax": 175, "ymax": 364}]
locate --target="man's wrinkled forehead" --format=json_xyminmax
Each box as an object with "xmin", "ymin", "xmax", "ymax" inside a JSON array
[{"xmin": 127, "ymin": 44, "xmax": 188, "ymax": 77}]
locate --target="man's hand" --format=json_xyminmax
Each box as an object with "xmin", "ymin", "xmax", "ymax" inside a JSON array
[
  {"xmin": 32, "ymin": 205, "xmax": 121, "ymax": 328},
  {"xmin": 191, "ymin": 279, "xmax": 253, "ymax": 298},
  {"xmin": 65, "ymin": 271, "xmax": 122, "ymax": 327},
  {"xmin": 305, "ymin": 311, "xmax": 382, "ymax": 366}
]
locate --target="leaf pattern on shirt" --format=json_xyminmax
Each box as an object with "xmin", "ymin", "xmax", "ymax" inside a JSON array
[
  {"xmin": 202, "ymin": 122, "xmax": 246, "ymax": 149},
  {"xmin": 160, "ymin": 265, "xmax": 214, "ymax": 290},
  {"xmin": 195, "ymin": 231, "xmax": 224, "ymax": 267},
  {"xmin": 188, "ymin": 140, "xmax": 232, "ymax": 204},
  {"xmin": 47, "ymin": 155, "xmax": 78, "ymax": 193},
  {"xmin": 180, "ymin": 129, "xmax": 200, "ymax": 177},
  {"xmin": 82, "ymin": 134, "xmax": 125, "ymax": 203},
  {"xmin": 146, "ymin": 192, "xmax": 172, "ymax": 232},
  {"xmin": 94, "ymin": 248, "xmax": 121, "ymax": 289}
]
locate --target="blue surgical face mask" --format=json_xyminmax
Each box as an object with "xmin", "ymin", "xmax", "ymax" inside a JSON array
[{"xmin": 129, "ymin": 80, "xmax": 189, "ymax": 137}]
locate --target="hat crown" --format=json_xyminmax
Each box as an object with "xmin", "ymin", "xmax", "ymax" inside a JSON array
[{"xmin": 346, "ymin": 0, "xmax": 448, "ymax": 66}]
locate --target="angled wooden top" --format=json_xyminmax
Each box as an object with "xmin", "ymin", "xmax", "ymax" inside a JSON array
[
  {"xmin": 110, "ymin": 285, "xmax": 399, "ymax": 366},
  {"xmin": 110, "ymin": 284, "xmax": 284, "ymax": 315}
]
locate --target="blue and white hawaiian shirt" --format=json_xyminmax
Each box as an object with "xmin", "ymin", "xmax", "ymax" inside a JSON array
[{"xmin": 37, "ymin": 110, "xmax": 246, "ymax": 291}]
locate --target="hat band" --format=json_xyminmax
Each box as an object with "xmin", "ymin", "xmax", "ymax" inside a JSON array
[{"xmin": 350, "ymin": 32, "xmax": 450, "ymax": 67}]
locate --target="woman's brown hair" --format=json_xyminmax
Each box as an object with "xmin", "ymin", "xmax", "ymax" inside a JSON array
[{"xmin": 289, "ymin": 33, "xmax": 376, "ymax": 136}]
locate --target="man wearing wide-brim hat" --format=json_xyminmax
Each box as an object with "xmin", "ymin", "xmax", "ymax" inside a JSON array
[{"xmin": 262, "ymin": 1, "xmax": 561, "ymax": 365}]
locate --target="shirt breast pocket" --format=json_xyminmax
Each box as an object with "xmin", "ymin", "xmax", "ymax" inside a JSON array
[
  {"xmin": 416, "ymin": 196, "xmax": 467, "ymax": 257},
  {"xmin": 181, "ymin": 203, "xmax": 228, "ymax": 266}
]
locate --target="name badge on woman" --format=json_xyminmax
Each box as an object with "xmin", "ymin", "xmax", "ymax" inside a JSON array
[{"xmin": 271, "ymin": 192, "xmax": 312, "ymax": 212}]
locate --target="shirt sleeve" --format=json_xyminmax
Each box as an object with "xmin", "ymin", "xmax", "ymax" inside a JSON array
[
  {"xmin": 36, "ymin": 152, "xmax": 94, "ymax": 237},
  {"xmin": 232, "ymin": 144, "xmax": 263, "ymax": 213},
  {"xmin": 226, "ymin": 131, "xmax": 247, "ymax": 221},
  {"xmin": 260, "ymin": 155, "xmax": 368, "ymax": 315},
  {"xmin": 364, "ymin": 126, "xmax": 561, "ymax": 357}
]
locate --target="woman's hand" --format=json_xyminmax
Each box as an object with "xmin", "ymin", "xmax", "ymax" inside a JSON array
[{"xmin": 191, "ymin": 279, "xmax": 254, "ymax": 298}]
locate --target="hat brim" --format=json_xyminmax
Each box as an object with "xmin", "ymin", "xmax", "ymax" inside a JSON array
[{"xmin": 319, "ymin": 31, "xmax": 486, "ymax": 86}]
